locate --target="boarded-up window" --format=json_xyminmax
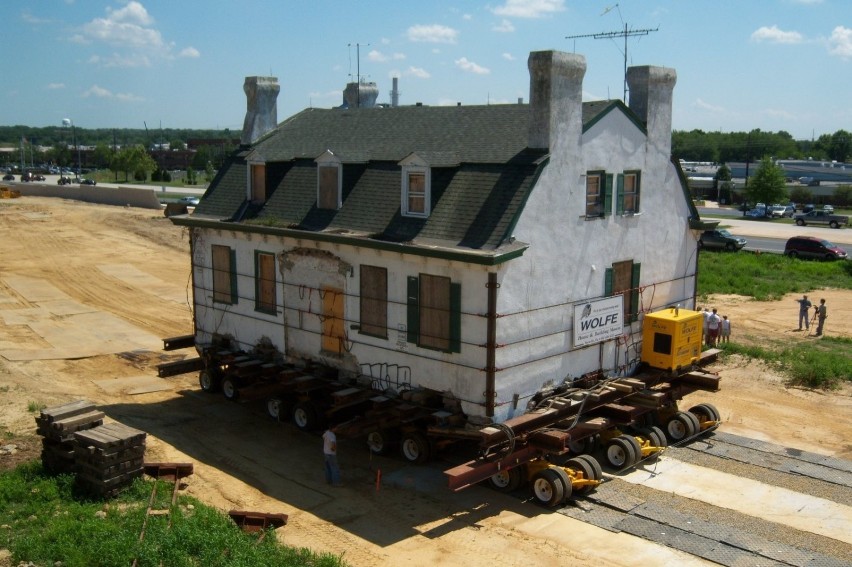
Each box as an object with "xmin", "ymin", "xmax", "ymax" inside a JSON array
[
  {"xmin": 585, "ymin": 172, "xmax": 603, "ymax": 217},
  {"xmin": 251, "ymin": 164, "xmax": 266, "ymax": 202},
  {"xmin": 255, "ymin": 252, "xmax": 276, "ymax": 313},
  {"xmin": 360, "ymin": 265, "xmax": 387, "ymax": 338},
  {"xmin": 321, "ymin": 286, "xmax": 345, "ymax": 354},
  {"xmin": 318, "ymin": 165, "xmax": 339, "ymax": 209},
  {"xmin": 212, "ymin": 245, "xmax": 236, "ymax": 304},
  {"xmin": 419, "ymin": 274, "xmax": 451, "ymax": 350},
  {"xmin": 407, "ymin": 172, "xmax": 426, "ymax": 215},
  {"xmin": 605, "ymin": 260, "xmax": 641, "ymax": 324},
  {"xmin": 618, "ymin": 171, "xmax": 640, "ymax": 214}
]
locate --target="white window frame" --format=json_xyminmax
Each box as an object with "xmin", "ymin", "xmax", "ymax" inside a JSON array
[
  {"xmin": 315, "ymin": 150, "xmax": 342, "ymax": 210},
  {"xmin": 399, "ymin": 154, "xmax": 431, "ymax": 218}
]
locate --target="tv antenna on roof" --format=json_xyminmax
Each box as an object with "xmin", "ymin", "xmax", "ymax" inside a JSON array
[
  {"xmin": 566, "ymin": 3, "xmax": 658, "ymax": 103},
  {"xmin": 348, "ymin": 42, "xmax": 370, "ymax": 107}
]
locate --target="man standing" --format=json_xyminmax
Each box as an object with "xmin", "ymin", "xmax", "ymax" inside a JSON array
[
  {"xmin": 815, "ymin": 299, "xmax": 828, "ymax": 336},
  {"xmin": 796, "ymin": 295, "xmax": 812, "ymax": 331},
  {"xmin": 322, "ymin": 426, "xmax": 343, "ymax": 486},
  {"xmin": 720, "ymin": 315, "xmax": 731, "ymax": 344},
  {"xmin": 707, "ymin": 308, "xmax": 722, "ymax": 347}
]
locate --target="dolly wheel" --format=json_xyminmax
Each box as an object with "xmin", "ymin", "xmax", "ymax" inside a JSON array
[
  {"xmin": 367, "ymin": 430, "xmax": 395, "ymax": 455},
  {"xmin": 221, "ymin": 377, "xmax": 240, "ymax": 401},
  {"xmin": 488, "ymin": 466, "xmax": 523, "ymax": 492},
  {"xmin": 604, "ymin": 436, "xmax": 637, "ymax": 469},
  {"xmin": 199, "ymin": 369, "xmax": 221, "ymax": 393},
  {"xmin": 291, "ymin": 401, "xmax": 320, "ymax": 431},
  {"xmin": 400, "ymin": 432, "xmax": 431, "ymax": 464},
  {"xmin": 564, "ymin": 456, "xmax": 598, "ymax": 494},
  {"xmin": 530, "ymin": 469, "xmax": 565, "ymax": 507},
  {"xmin": 623, "ymin": 434, "xmax": 643, "ymax": 462},
  {"xmin": 689, "ymin": 403, "xmax": 721, "ymax": 424},
  {"xmin": 665, "ymin": 411, "xmax": 697, "ymax": 442}
]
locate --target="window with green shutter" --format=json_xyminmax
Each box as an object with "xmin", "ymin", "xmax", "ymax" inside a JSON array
[
  {"xmin": 617, "ymin": 171, "xmax": 641, "ymax": 215},
  {"xmin": 406, "ymin": 274, "xmax": 461, "ymax": 353},
  {"xmin": 212, "ymin": 244, "xmax": 238, "ymax": 305},
  {"xmin": 254, "ymin": 251, "xmax": 276, "ymax": 313},
  {"xmin": 605, "ymin": 260, "xmax": 641, "ymax": 325}
]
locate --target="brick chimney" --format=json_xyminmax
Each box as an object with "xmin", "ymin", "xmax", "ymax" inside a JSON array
[
  {"xmin": 241, "ymin": 76, "xmax": 280, "ymax": 146},
  {"xmin": 527, "ymin": 51, "xmax": 586, "ymax": 151},
  {"xmin": 626, "ymin": 66, "xmax": 677, "ymax": 156}
]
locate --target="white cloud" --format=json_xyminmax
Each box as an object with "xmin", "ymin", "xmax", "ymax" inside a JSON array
[
  {"xmin": 21, "ymin": 11, "xmax": 50, "ymax": 24},
  {"xmin": 491, "ymin": 0, "xmax": 565, "ymax": 18},
  {"xmin": 179, "ymin": 46, "xmax": 200, "ymax": 58},
  {"xmin": 502, "ymin": 52, "xmax": 516, "ymax": 61},
  {"xmin": 47, "ymin": 83, "xmax": 65, "ymax": 90},
  {"xmin": 455, "ymin": 57, "xmax": 490, "ymax": 75},
  {"xmin": 693, "ymin": 98, "xmax": 724, "ymax": 113},
  {"xmin": 407, "ymin": 24, "xmax": 458, "ymax": 44},
  {"xmin": 827, "ymin": 25, "xmax": 852, "ymax": 59},
  {"xmin": 78, "ymin": 87, "xmax": 145, "ymax": 103},
  {"xmin": 88, "ymin": 53, "xmax": 152, "ymax": 68},
  {"xmin": 393, "ymin": 52, "xmax": 406, "ymax": 60},
  {"xmin": 107, "ymin": 1, "xmax": 154, "ymax": 25},
  {"xmin": 405, "ymin": 66, "xmax": 431, "ymax": 79},
  {"xmin": 751, "ymin": 25, "xmax": 803, "ymax": 44},
  {"xmin": 368, "ymin": 49, "xmax": 389, "ymax": 63},
  {"xmin": 493, "ymin": 19, "xmax": 515, "ymax": 33},
  {"xmin": 763, "ymin": 108, "xmax": 796, "ymax": 120},
  {"xmin": 463, "ymin": 14, "xmax": 472, "ymax": 20}
]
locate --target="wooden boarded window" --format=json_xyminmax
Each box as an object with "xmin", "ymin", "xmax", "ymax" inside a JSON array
[
  {"xmin": 255, "ymin": 252, "xmax": 276, "ymax": 314},
  {"xmin": 321, "ymin": 286, "xmax": 345, "ymax": 354},
  {"xmin": 617, "ymin": 171, "xmax": 640, "ymax": 214},
  {"xmin": 212, "ymin": 245, "xmax": 237, "ymax": 304},
  {"xmin": 359, "ymin": 265, "xmax": 387, "ymax": 338},
  {"xmin": 407, "ymin": 171, "xmax": 426, "ymax": 215},
  {"xmin": 318, "ymin": 165, "xmax": 340, "ymax": 210},
  {"xmin": 605, "ymin": 260, "xmax": 641, "ymax": 324},
  {"xmin": 419, "ymin": 274, "xmax": 451, "ymax": 351},
  {"xmin": 251, "ymin": 164, "xmax": 266, "ymax": 202},
  {"xmin": 585, "ymin": 172, "xmax": 603, "ymax": 217}
]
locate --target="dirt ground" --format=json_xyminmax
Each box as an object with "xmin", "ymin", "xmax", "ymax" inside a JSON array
[{"xmin": 1, "ymin": 196, "xmax": 850, "ymax": 567}]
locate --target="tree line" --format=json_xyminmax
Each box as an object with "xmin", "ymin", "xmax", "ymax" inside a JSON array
[{"xmin": 672, "ymin": 128, "xmax": 851, "ymax": 164}]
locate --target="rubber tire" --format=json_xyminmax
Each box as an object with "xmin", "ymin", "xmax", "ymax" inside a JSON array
[
  {"xmin": 267, "ymin": 398, "xmax": 282, "ymax": 420},
  {"xmin": 689, "ymin": 403, "xmax": 721, "ymax": 423},
  {"xmin": 488, "ymin": 466, "xmax": 524, "ymax": 493},
  {"xmin": 604, "ymin": 436, "xmax": 637, "ymax": 469},
  {"xmin": 564, "ymin": 456, "xmax": 597, "ymax": 495},
  {"xmin": 199, "ymin": 369, "xmax": 221, "ymax": 393},
  {"xmin": 648, "ymin": 425, "xmax": 668, "ymax": 448},
  {"xmin": 665, "ymin": 411, "xmax": 697, "ymax": 442},
  {"xmin": 530, "ymin": 468, "xmax": 565, "ymax": 507},
  {"xmin": 726, "ymin": 242, "xmax": 735, "ymax": 251},
  {"xmin": 568, "ymin": 434, "xmax": 598, "ymax": 455},
  {"xmin": 221, "ymin": 377, "xmax": 240, "ymax": 401},
  {"xmin": 787, "ymin": 250, "xmax": 798, "ymax": 258},
  {"xmin": 796, "ymin": 219, "xmax": 805, "ymax": 226},
  {"xmin": 622, "ymin": 434, "xmax": 643, "ymax": 463},
  {"xmin": 291, "ymin": 401, "xmax": 320, "ymax": 431},
  {"xmin": 367, "ymin": 430, "xmax": 395, "ymax": 456},
  {"xmin": 830, "ymin": 221, "xmax": 839, "ymax": 229},
  {"xmin": 400, "ymin": 432, "xmax": 431, "ymax": 464},
  {"xmin": 550, "ymin": 466, "xmax": 573, "ymax": 503}
]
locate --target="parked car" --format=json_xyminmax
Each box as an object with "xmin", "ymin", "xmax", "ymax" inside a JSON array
[
  {"xmin": 802, "ymin": 204, "xmax": 816, "ymax": 213},
  {"xmin": 79, "ymin": 178, "xmax": 97, "ymax": 186},
  {"xmin": 784, "ymin": 236, "xmax": 848, "ymax": 261},
  {"xmin": 745, "ymin": 207, "xmax": 766, "ymax": 218},
  {"xmin": 793, "ymin": 210, "xmax": 849, "ymax": 229},
  {"xmin": 2, "ymin": 173, "xmax": 14, "ymax": 181},
  {"xmin": 178, "ymin": 196, "xmax": 200, "ymax": 206},
  {"xmin": 699, "ymin": 229, "xmax": 747, "ymax": 251},
  {"xmin": 767, "ymin": 204, "xmax": 788, "ymax": 218}
]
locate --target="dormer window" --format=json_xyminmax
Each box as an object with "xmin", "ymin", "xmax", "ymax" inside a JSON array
[
  {"xmin": 250, "ymin": 163, "xmax": 266, "ymax": 202},
  {"xmin": 400, "ymin": 154, "xmax": 430, "ymax": 218},
  {"xmin": 315, "ymin": 151, "xmax": 342, "ymax": 210}
]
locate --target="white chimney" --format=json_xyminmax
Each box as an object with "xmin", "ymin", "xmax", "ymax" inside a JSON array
[
  {"xmin": 241, "ymin": 76, "xmax": 280, "ymax": 146},
  {"xmin": 626, "ymin": 66, "xmax": 677, "ymax": 156},
  {"xmin": 527, "ymin": 51, "xmax": 586, "ymax": 151}
]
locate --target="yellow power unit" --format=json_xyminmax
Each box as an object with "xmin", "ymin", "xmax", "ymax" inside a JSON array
[{"xmin": 641, "ymin": 307, "xmax": 703, "ymax": 371}]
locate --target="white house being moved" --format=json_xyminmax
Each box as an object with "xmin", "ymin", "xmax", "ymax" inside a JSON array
[{"xmin": 171, "ymin": 50, "xmax": 709, "ymax": 425}]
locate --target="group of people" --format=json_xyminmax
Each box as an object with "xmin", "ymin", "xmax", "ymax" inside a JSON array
[
  {"xmin": 700, "ymin": 307, "xmax": 730, "ymax": 346},
  {"xmin": 796, "ymin": 295, "xmax": 829, "ymax": 336}
]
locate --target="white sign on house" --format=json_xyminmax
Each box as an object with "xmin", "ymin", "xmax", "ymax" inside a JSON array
[{"xmin": 573, "ymin": 296, "xmax": 624, "ymax": 347}]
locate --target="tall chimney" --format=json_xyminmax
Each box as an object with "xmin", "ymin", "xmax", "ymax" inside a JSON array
[
  {"xmin": 527, "ymin": 51, "xmax": 586, "ymax": 151},
  {"xmin": 626, "ymin": 66, "xmax": 677, "ymax": 156},
  {"xmin": 241, "ymin": 76, "xmax": 280, "ymax": 146},
  {"xmin": 391, "ymin": 77, "xmax": 400, "ymax": 107}
]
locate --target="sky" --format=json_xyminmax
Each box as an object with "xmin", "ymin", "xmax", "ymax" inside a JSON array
[{"xmin": 2, "ymin": 0, "xmax": 850, "ymax": 140}]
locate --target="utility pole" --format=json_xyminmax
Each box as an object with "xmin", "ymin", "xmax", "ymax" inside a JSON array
[{"xmin": 566, "ymin": 4, "xmax": 658, "ymax": 102}]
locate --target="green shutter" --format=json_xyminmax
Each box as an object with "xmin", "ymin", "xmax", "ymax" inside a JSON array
[
  {"xmin": 616, "ymin": 174, "xmax": 624, "ymax": 215},
  {"xmin": 229, "ymin": 248, "xmax": 238, "ymax": 304},
  {"xmin": 604, "ymin": 267, "xmax": 613, "ymax": 297},
  {"xmin": 603, "ymin": 174, "xmax": 613, "ymax": 216},
  {"xmin": 635, "ymin": 171, "xmax": 641, "ymax": 212},
  {"xmin": 630, "ymin": 262, "xmax": 641, "ymax": 322},
  {"xmin": 449, "ymin": 282, "xmax": 461, "ymax": 353},
  {"xmin": 407, "ymin": 276, "xmax": 419, "ymax": 343}
]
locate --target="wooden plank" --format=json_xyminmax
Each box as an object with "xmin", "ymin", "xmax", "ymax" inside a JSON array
[
  {"xmin": 50, "ymin": 410, "xmax": 106, "ymax": 432},
  {"xmin": 98, "ymin": 422, "xmax": 147, "ymax": 444},
  {"xmin": 39, "ymin": 400, "xmax": 97, "ymax": 423}
]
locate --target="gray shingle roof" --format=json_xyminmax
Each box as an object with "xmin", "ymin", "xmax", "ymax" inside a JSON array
[{"xmin": 190, "ymin": 101, "xmax": 636, "ymax": 253}]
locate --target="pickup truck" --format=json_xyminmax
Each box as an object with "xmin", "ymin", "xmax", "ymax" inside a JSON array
[{"xmin": 793, "ymin": 210, "xmax": 849, "ymax": 229}]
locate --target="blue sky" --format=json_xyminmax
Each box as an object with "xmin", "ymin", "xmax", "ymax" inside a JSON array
[{"xmin": 3, "ymin": 0, "xmax": 849, "ymax": 140}]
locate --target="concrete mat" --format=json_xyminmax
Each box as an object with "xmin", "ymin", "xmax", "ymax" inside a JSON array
[{"xmin": 93, "ymin": 375, "xmax": 173, "ymax": 395}]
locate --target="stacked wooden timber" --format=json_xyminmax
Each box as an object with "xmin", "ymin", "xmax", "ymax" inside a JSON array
[
  {"xmin": 74, "ymin": 422, "xmax": 147, "ymax": 497},
  {"xmin": 35, "ymin": 400, "xmax": 105, "ymax": 474}
]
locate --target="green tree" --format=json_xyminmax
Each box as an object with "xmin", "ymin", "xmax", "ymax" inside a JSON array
[
  {"xmin": 835, "ymin": 185, "xmax": 851, "ymax": 207},
  {"xmin": 92, "ymin": 143, "xmax": 114, "ymax": 169},
  {"xmin": 745, "ymin": 156, "xmax": 787, "ymax": 206},
  {"xmin": 789, "ymin": 186, "xmax": 812, "ymax": 205},
  {"xmin": 110, "ymin": 145, "xmax": 156, "ymax": 182}
]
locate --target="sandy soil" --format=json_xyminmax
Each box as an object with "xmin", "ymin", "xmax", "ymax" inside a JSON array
[{"xmin": 0, "ymin": 196, "xmax": 850, "ymax": 567}]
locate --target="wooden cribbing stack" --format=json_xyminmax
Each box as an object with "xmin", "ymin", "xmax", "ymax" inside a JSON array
[
  {"xmin": 74, "ymin": 422, "xmax": 148, "ymax": 497},
  {"xmin": 35, "ymin": 400, "xmax": 105, "ymax": 474}
]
